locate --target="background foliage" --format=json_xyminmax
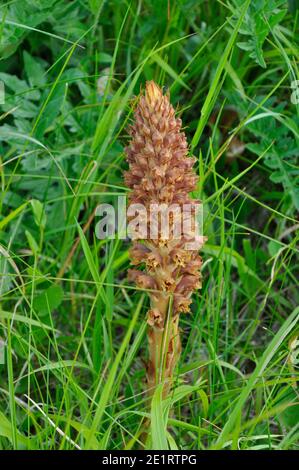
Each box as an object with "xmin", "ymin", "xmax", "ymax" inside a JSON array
[{"xmin": 0, "ymin": 0, "xmax": 298, "ymax": 450}]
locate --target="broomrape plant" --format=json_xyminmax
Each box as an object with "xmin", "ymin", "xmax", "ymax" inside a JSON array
[{"xmin": 125, "ymin": 81, "xmax": 205, "ymax": 397}]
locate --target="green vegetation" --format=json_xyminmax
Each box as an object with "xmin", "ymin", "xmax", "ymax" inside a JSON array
[{"xmin": 0, "ymin": 0, "xmax": 298, "ymax": 450}]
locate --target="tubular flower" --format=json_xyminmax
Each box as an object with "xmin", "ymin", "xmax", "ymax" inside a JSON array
[{"xmin": 125, "ymin": 81, "xmax": 205, "ymax": 397}]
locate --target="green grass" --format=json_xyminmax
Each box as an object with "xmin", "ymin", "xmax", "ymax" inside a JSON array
[{"xmin": 0, "ymin": 0, "xmax": 298, "ymax": 450}]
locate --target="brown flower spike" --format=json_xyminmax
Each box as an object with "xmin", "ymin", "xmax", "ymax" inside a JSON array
[{"xmin": 125, "ymin": 81, "xmax": 205, "ymax": 397}]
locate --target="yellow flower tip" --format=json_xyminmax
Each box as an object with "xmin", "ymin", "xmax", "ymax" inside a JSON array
[{"xmin": 145, "ymin": 80, "xmax": 163, "ymax": 105}]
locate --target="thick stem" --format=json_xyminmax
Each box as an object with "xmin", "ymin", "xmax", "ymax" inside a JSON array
[
  {"xmin": 146, "ymin": 296, "xmax": 181, "ymax": 398},
  {"xmin": 140, "ymin": 304, "xmax": 181, "ymax": 448}
]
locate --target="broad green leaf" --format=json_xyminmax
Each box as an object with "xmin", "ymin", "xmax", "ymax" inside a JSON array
[
  {"xmin": 30, "ymin": 199, "xmax": 46, "ymax": 229},
  {"xmin": 23, "ymin": 51, "xmax": 46, "ymax": 88},
  {"xmin": 25, "ymin": 229, "xmax": 39, "ymax": 254},
  {"xmin": 33, "ymin": 284, "xmax": 63, "ymax": 316}
]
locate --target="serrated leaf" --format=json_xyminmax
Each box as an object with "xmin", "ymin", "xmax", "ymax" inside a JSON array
[
  {"xmin": 230, "ymin": 0, "xmax": 287, "ymax": 68},
  {"xmin": 23, "ymin": 51, "xmax": 46, "ymax": 88},
  {"xmin": 34, "ymin": 83, "xmax": 66, "ymax": 139},
  {"xmin": 245, "ymin": 109, "xmax": 299, "ymax": 210}
]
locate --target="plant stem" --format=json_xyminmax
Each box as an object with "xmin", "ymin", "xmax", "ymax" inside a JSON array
[{"xmin": 147, "ymin": 296, "xmax": 181, "ymax": 398}]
